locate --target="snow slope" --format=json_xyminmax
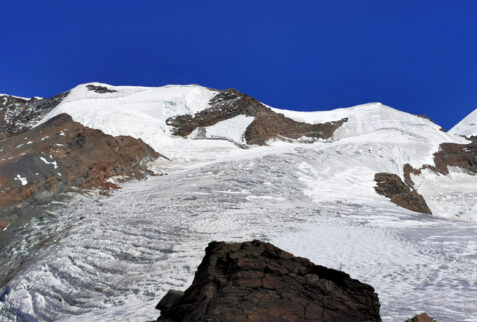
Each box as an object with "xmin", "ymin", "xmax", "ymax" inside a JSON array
[
  {"xmin": 37, "ymin": 83, "xmax": 246, "ymax": 161},
  {"xmin": 271, "ymin": 103, "xmax": 468, "ymax": 168},
  {"xmin": 449, "ymin": 108, "xmax": 477, "ymax": 137},
  {"xmin": 2, "ymin": 82, "xmax": 474, "ymax": 321},
  {"xmin": 34, "ymin": 83, "xmax": 476, "ymax": 220},
  {"xmin": 0, "ymin": 145, "xmax": 476, "ymax": 321},
  {"xmin": 40, "ymin": 84, "xmax": 467, "ymax": 169},
  {"xmin": 187, "ymin": 115, "xmax": 254, "ymax": 146}
]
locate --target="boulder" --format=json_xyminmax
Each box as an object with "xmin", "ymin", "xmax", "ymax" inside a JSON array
[
  {"xmin": 374, "ymin": 173, "xmax": 432, "ymax": 214},
  {"xmin": 405, "ymin": 312, "xmax": 436, "ymax": 322},
  {"xmin": 157, "ymin": 240, "xmax": 381, "ymax": 321}
]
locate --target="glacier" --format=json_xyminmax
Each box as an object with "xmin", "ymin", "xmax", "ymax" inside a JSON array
[{"xmin": 1, "ymin": 83, "xmax": 477, "ymax": 321}]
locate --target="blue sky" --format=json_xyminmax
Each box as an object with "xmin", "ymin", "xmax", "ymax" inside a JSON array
[{"xmin": 1, "ymin": 1, "xmax": 476, "ymax": 129}]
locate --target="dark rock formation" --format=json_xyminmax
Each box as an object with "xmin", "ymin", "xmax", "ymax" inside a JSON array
[
  {"xmin": 157, "ymin": 240, "xmax": 381, "ymax": 322},
  {"xmin": 387, "ymin": 137, "xmax": 477, "ymax": 213},
  {"xmin": 374, "ymin": 173, "xmax": 432, "ymax": 214},
  {"xmin": 405, "ymin": 312, "xmax": 436, "ymax": 322},
  {"xmin": 403, "ymin": 137, "xmax": 477, "ymax": 186},
  {"xmin": 0, "ymin": 92, "xmax": 69, "ymax": 139},
  {"xmin": 166, "ymin": 88, "xmax": 347, "ymax": 146},
  {"xmin": 433, "ymin": 137, "xmax": 477, "ymax": 175},
  {"xmin": 86, "ymin": 84, "xmax": 118, "ymax": 94},
  {"xmin": 0, "ymin": 113, "xmax": 160, "ymax": 215}
]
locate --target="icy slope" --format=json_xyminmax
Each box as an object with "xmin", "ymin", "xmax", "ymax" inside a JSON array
[
  {"xmin": 449, "ymin": 108, "xmax": 477, "ymax": 137},
  {"xmin": 0, "ymin": 145, "xmax": 475, "ymax": 321},
  {"xmin": 272, "ymin": 103, "xmax": 467, "ymax": 168},
  {"xmin": 34, "ymin": 83, "xmax": 475, "ymax": 219},
  {"xmin": 39, "ymin": 83, "xmax": 467, "ymax": 169}
]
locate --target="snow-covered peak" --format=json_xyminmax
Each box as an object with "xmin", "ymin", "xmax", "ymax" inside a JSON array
[
  {"xmin": 38, "ymin": 83, "xmax": 221, "ymax": 160},
  {"xmin": 449, "ymin": 108, "xmax": 477, "ymax": 137},
  {"xmin": 270, "ymin": 102, "xmax": 467, "ymax": 168},
  {"xmin": 272, "ymin": 102, "xmax": 447, "ymax": 141},
  {"xmin": 36, "ymin": 82, "xmax": 468, "ymax": 167}
]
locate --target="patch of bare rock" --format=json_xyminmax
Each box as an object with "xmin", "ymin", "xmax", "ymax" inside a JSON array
[
  {"xmin": 0, "ymin": 92, "xmax": 69, "ymax": 139},
  {"xmin": 377, "ymin": 136, "xmax": 477, "ymax": 214},
  {"xmin": 0, "ymin": 113, "xmax": 161, "ymax": 217},
  {"xmin": 374, "ymin": 173, "xmax": 431, "ymax": 214},
  {"xmin": 166, "ymin": 88, "xmax": 347, "ymax": 146},
  {"xmin": 404, "ymin": 136, "xmax": 477, "ymax": 187},
  {"xmin": 156, "ymin": 240, "xmax": 381, "ymax": 322},
  {"xmin": 405, "ymin": 312, "xmax": 436, "ymax": 322}
]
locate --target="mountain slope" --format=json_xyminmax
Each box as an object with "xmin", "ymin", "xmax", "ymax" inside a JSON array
[
  {"xmin": 449, "ymin": 108, "xmax": 477, "ymax": 137},
  {"xmin": 0, "ymin": 83, "xmax": 476, "ymax": 321}
]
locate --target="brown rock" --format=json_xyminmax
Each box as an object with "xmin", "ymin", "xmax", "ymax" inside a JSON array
[
  {"xmin": 400, "ymin": 136, "xmax": 477, "ymax": 210},
  {"xmin": 166, "ymin": 88, "xmax": 347, "ymax": 146},
  {"xmin": 156, "ymin": 240, "xmax": 381, "ymax": 322},
  {"xmin": 374, "ymin": 173, "xmax": 432, "ymax": 214},
  {"xmin": 405, "ymin": 312, "xmax": 436, "ymax": 322},
  {"xmin": 0, "ymin": 113, "xmax": 161, "ymax": 214}
]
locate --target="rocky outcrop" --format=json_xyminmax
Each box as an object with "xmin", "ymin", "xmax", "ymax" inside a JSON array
[
  {"xmin": 383, "ymin": 137, "xmax": 477, "ymax": 214},
  {"xmin": 374, "ymin": 173, "xmax": 431, "ymax": 214},
  {"xmin": 403, "ymin": 137, "xmax": 477, "ymax": 187},
  {"xmin": 433, "ymin": 137, "xmax": 477, "ymax": 175},
  {"xmin": 0, "ymin": 113, "xmax": 160, "ymax": 215},
  {"xmin": 405, "ymin": 312, "xmax": 436, "ymax": 322},
  {"xmin": 166, "ymin": 88, "xmax": 347, "ymax": 146},
  {"xmin": 0, "ymin": 92, "xmax": 69, "ymax": 139},
  {"xmin": 156, "ymin": 240, "xmax": 381, "ymax": 322},
  {"xmin": 86, "ymin": 84, "xmax": 118, "ymax": 93}
]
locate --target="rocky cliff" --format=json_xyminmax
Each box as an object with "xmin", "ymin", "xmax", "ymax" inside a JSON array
[
  {"xmin": 0, "ymin": 92, "xmax": 68, "ymax": 139},
  {"xmin": 156, "ymin": 240, "xmax": 381, "ymax": 322},
  {"xmin": 166, "ymin": 88, "xmax": 347, "ymax": 146},
  {"xmin": 0, "ymin": 113, "xmax": 160, "ymax": 218}
]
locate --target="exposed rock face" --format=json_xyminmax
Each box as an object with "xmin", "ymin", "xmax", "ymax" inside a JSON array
[
  {"xmin": 157, "ymin": 240, "xmax": 381, "ymax": 322},
  {"xmin": 374, "ymin": 173, "xmax": 432, "ymax": 214},
  {"xmin": 433, "ymin": 137, "xmax": 477, "ymax": 175},
  {"xmin": 0, "ymin": 92, "xmax": 69, "ymax": 139},
  {"xmin": 0, "ymin": 113, "xmax": 160, "ymax": 215},
  {"xmin": 86, "ymin": 84, "xmax": 118, "ymax": 94},
  {"xmin": 385, "ymin": 137, "xmax": 477, "ymax": 213},
  {"xmin": 405, "ymin": 312, "xmax": 436, "ymax": 322},
  {"xmin": 403, "ymin": 137, "xmax": 477, "ymax": 186},
  {"xmin": 166, "ymin": 89, "xmax": 347, "ymax": 146}
]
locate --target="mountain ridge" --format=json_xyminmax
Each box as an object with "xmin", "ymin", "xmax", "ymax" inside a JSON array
[{"xmin": 0, "ymin": 82, "xmax": 476, "ymax": 321}]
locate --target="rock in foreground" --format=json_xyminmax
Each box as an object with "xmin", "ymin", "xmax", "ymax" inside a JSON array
[
  {"xmin": 405, "ymin": 312, "xmax": 436, "ymax": 322},
  {"xmin": 157, "ymin": 240, "xmax": 381, "ymax": 321}
]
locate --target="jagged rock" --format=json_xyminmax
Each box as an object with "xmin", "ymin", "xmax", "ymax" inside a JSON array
[
  {"xmin": 0, "ymin": 113, "xmax": 160, "ymax": 215},
  {"xmin": 0, "ymin": 92, "xmax": 69, "ymax": 139},
  {"xmin": 405, "ymin": 312, "xmax": 436, "ymax": 322},
  {"xmin": 166, "ymin": 88, "xmax": 347, "ymax": 146},
  {"xmin": 156, "ymin": 240, "xmax": 381, "ymax": 322},
  {"xmin": 374, "ymin": 173, "xmax": 432, "ymax": 214},
  {"xmin": 86, "ymin": 84, "xmax": 118, "ymax": 93},
  {"xmin": 403, "ymin": 137, "xmax": 477, "ymax": 186}
]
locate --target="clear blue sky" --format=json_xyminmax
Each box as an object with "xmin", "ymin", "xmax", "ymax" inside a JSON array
[{"xmin": 1, "ymin": 1, "xmax": 476, "ymax": 129}]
